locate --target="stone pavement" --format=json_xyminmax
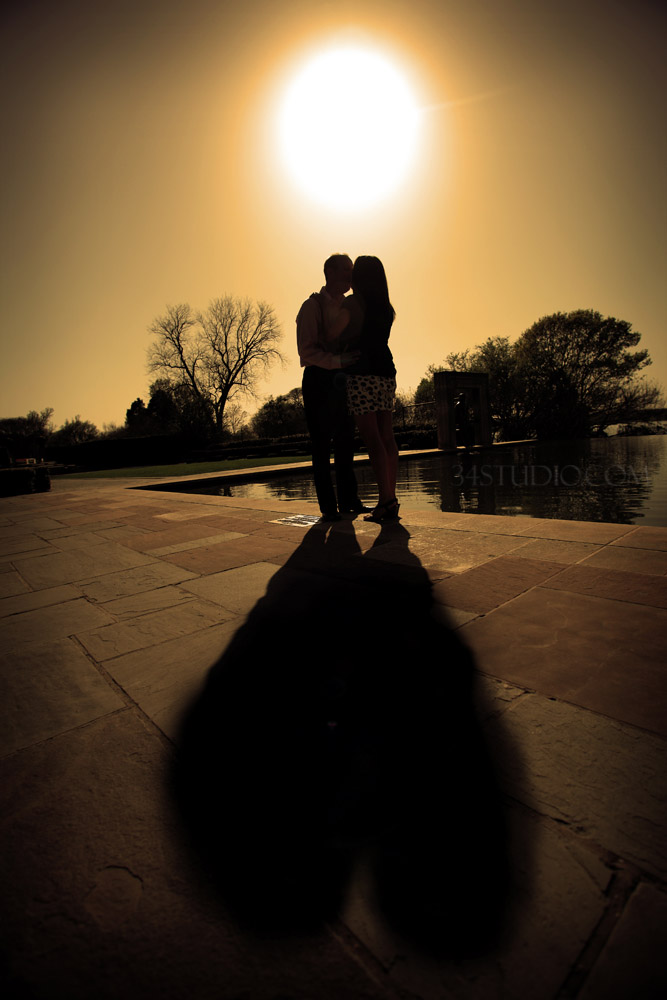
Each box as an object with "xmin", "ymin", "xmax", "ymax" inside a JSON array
[{"xmin": 1, "ymin": 475, "xmax": 666, "ymax": 1000}]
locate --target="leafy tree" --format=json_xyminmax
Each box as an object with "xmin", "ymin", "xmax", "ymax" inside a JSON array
[
  {"xmin": 393, "ymin": 390, "xmax": 414, "ymax": 429},
  {"xmin": 27, "ymin": 408, "xmax": 54, "ymax": 435},
  {"xmin": 250, "ymin": 388, "xmax": 308, "ymax": 438},
  {"xmin": 0, "ymin": 408, "xmax": 54, "ymax": 460},
  {"xmin": 50, "ymin": 416, "xmax": 99, "ymax": 447},
  {"xmin": 423, "ymin": 312, "xmax": 662, "ymax": 440},
  {"xmin": 0, "ymin": 408, "xmax": 54, "ymax": 438},
  {"xmin": 145, "ymin": 380, "xmax": 182, "ymax": 434},
  {"xmin": 125, "ymin": 398, "xmax": 153, "ymax": 435},
  {"xmin": 147, "ymin": 298, "xmax": 285, "ymax": 433},
  {"xmin": 100, "ymin": 422, "xmax": 127, "ymax": 439},
  {"xmin": 412, "ymin": 372, "xmax": 437, "ymax": 423},
  {"xmin": 124, "ymin": 380, "xmax": 216, "ymax": 441},
  {"xmin": 515, "ymin": 310, "xmax": 656, "ymax": 437}
]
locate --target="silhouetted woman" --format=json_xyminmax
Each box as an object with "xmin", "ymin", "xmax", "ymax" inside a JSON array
[{"xmin": 334, "ymin": 256, "xmax": 399, "ymax": 522}]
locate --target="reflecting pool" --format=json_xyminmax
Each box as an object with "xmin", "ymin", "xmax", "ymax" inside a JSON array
[{"xmin": 171, "ymin": 435, "xmax": 667, "ymax": 526}]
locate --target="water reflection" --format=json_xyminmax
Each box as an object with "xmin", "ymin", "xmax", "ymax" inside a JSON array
[
  {"xmin": 190, "ymin": 436, "xmax": 667, "ymax": 526},
  {"xmin": 437, "ymin": 437, "xmax": 664, "ymax": 524}
]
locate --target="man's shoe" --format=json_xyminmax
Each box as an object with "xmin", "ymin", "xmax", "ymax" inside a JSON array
[
  {"xmin": 339, "ymin": 502, "xmax": 374, "ymax": 514},
  {"xmin": 321, "ymin": 511, "xmax": 343, "ymax": 522}
]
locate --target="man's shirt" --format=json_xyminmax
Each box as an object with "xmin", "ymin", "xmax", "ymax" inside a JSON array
[{"xmin": 296, "ymin": 286, "xmax": 348, "ymax": 369}]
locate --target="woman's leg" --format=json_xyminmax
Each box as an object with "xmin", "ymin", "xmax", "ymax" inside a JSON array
[
  {"xmin": 355, "ymin": 411, "xmax": 395, "ymax": 504},
  {"xmin": 376, "ymin": 410, "xmax": 398, "ymax": 500}
]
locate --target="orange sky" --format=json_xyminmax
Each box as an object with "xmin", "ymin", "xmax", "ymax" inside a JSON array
[{"xmin": 2, "ymin": 0, "xmax": 665, "ymax": 430}]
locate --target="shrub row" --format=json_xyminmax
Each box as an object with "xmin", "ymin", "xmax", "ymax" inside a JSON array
[
  {"xmin": 45, "ymin": 434, "xmax": 195, "ymax": 470},
  {"xmin": 41, "ymin": 423, "xmax": 439, "ymax": 471},
  {"xmin": 0, "ymin": 466, "xmax": 51, "ymax": 497}
]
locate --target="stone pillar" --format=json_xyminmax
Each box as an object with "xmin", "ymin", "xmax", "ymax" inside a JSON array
[
  {"xmin": 477, "ymin": 379, "xmax": 492, "ymax": 447},
  {"xmin": 434, "ymin": 371, "xmax": 492, "ymax": 449},
  {"xmin": 434, "ymin": 371, "xmax": 457, "ymax": 449}
]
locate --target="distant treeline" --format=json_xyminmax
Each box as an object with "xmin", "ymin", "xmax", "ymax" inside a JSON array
[{"xmin": 2, "ymin": 308, "xmax": 664, "ymax": 471}]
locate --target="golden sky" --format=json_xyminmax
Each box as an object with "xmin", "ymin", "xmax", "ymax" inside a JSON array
[{"xmin": 2, "ymin": 0, "xmax": 665, "ymax": 429}]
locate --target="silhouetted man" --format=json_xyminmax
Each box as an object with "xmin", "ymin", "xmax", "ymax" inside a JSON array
[{"xmin": 297, "ymin": 254, "xmax": 369, "ymax": 520}]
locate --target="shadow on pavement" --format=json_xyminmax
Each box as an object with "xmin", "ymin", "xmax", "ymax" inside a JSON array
[{"xmin": 172, "ymin": 520, "xmax": 517, "ymax": 957}]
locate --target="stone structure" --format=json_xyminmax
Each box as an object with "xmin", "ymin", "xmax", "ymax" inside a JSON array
[{"xmin": 434, "ymin": 370, "xmax": 493, "ymax": 450}]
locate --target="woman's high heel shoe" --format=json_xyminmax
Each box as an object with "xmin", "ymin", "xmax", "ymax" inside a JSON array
[{"xmin": 363, "ymin": 498, "xmax": 400, "ymax": 523}]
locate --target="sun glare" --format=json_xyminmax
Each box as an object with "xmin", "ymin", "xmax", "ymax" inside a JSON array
[{"xmin": 277, "ymin": 46, "xmax": 420, "ymax": 211}]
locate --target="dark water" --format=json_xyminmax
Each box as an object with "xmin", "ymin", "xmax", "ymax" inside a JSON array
[{"xmin": 180, "ymin": 436, "xmax": 667, "ymax": 526}]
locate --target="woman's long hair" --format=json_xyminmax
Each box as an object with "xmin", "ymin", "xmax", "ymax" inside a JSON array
[{"xmin": 352, "ymin": 256, "xmax": 395, "ymax": 324}]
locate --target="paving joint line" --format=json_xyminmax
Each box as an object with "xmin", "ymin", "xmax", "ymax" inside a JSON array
[
  {"xmin": 71, "ymin": 634, "xmax": 181, "ymax": 752},
  {"xmin": 325, "ymin": 915, "xmax": 409, "ymax": 1000},
  {"xmin": 0, "ymin": 706, "xmax": 133, "ymax": 763},
  {"xmin": 555, "ymin": 861, "xmax": 643, "ymax": 999}
]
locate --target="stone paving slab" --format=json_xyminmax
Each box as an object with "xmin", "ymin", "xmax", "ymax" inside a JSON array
[
  {"xmin": 121, "ymin": 524, "xmax": 244, "ymax": 552},
  {"xmin": 433, "ymin": 554, "xmax": 566, "ymax": 614},
  {"xmin": 514, "ymin": 519, "xmax": 635, "ymax": 544},
  {"xmin": 473, "ymin": 673, "xmax": 526, "ymax": 716},
  {"xmin": 155, "ymin": 508, "xmax": 225, "ymax": 522},
  {"xmin": 93, "ymin": 524, "xmax": 156, "ymax": 541},
  {"xmin": 103, "ymin": 621, "xmax": 242, "ymax": 741},
  {"xmin": 39, "ymin": 509, "xmax": 127, "ymax": 526},
  {"xmin": 1, "ymin": 710, "xmax": 392, "ymax": 1000},
  {"xmin": 543, "ymin": 562, "xmax": 667, "ymax": 608},
  {"xmin": 611, "ymin": 525, "xmax": 667, "ymax": 550},
  {"xmin": 45, "ymin": 529, "xmax": 123, "ymax": 550},
  {"xmin": 78, "ymin": 600, "xmax": 230, "ymax": 662},
  {"xmin": 577, "ymin": 882, "xmax": 667, "ymax": 999},
  {"xmin": 0, "ymin": 533, "xmax": 54, "ymax": 557},
  {"xmin": 0, "ymin": 524, "xmax": 24, "ymax": 538},
  {"xmin": 42, "ymin": 519, "xmax": 126, "ymax": 536},
  {"xmin": 195, "ymin": 513, "xmax": 280, "ymax": 534},
  {"xmin": 160, "ymin": 534, "xmax": 295, "ymax": 574},
  {"xmin": 508, "ymin": 537, "xmax": 603, "ymax": 564},
  {"xmin": 0, "ymin": 598, "xmax": 115, "ymax": 653},
  {"xmin": 3, "ymin": 543, "xmax": 68, "ymax": 566},
  {"xmin": 2, "ymin": 515, "xmax": 70, "ymax": 531},
  {"xmin": 117, "ymin": 503, "xmax": 186, "ymax": 518},
  {"xmin": 0, "ymin": 584, "xmax": 86, "ymax": 618},
  {"xmin": 483, "ymin": 693, "xmax": 667, "ymax": 879},
  {"xmin": 384, "ymin": 509, "xmax": 477, "ymax": 529},
  {"xmin": 0, "ymin": 636, "xmax": 125, "ymax": 756},
  {"xmin": 0, "ymin": 570, "xmax": 30, "ymax": 598},
  {"xmin": 350, "ymin": 530, "xmax": 446, "ymax": 573},
  {"xmin": 77, "ymin": 562, "xmax": 198, "ymax": 603},
  {"xmin": 112, "ymin": 514, "xmax": 181, "ymax": 532},
  {"xmin": 460, "ymin": 587, "xmax": 667, "ymax": 736},
  {"xmin": 179, "ymin": 561, "xmax": 281, "ymax": 616},
  {"xmin": 342, "ymin": 805, "xmax": 612, "ymax": 1000},
  {"xmin": 13, "ymin": 543, "xmax": 157, "ymax": 590},
  {"xmin": 363, "ymin": 526, "xmax": 529, "ymax": 574},
  {"xmin": 140, "ymin": 532, "xmax": 245, "ymax": 557},
  {"xmin": 99, "ymin": 585, "xmax": 203, "ymax": 620},
  {"xmin": 449, "ymin": 512, "xmax": 554, "ymax": 535},
  {"xmin": 580, "ymin": 543, "xmax": 667, "ymax": 575}
]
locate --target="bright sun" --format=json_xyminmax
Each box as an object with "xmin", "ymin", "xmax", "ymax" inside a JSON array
[{"xmin": 278, "ymin": 47, "xmax": 421, "ymax": 211}]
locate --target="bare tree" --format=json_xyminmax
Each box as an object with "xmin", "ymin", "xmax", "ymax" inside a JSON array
[
  {"xmin": 147, "ymin": 298, "xmax": 285, "ymax": 433},
  {"xmin": 222, "ymin": 400, "xmax": 249, "ymax": 437}
]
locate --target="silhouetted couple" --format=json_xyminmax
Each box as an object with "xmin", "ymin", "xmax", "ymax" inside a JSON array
[{"xmin": 297, "ymin": 254, "xmax": 399, "ymax": 523}]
